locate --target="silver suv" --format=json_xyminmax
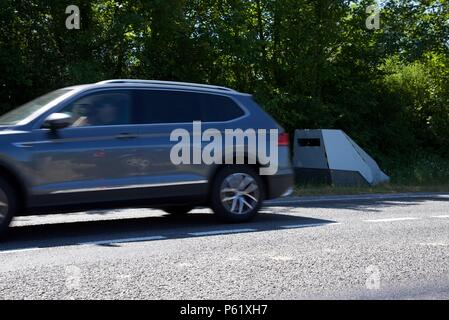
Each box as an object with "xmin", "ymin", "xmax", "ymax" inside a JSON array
[{"xmin": 0, "ymin": 80, "xmax": 293, "ymax": 237}]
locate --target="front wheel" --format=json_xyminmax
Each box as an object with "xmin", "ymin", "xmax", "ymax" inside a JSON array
[
  {"xmin": 210, "ymin": 166, "xmax": 265, "ymax": 222},
  {"xmin": 0, "ymin": 177, "xmax": 18, "ymax": 239}
]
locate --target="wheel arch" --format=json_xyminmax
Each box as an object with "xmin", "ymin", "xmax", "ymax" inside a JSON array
[{"xmin": 207, "ymin": 155, "xmax": 268, "ymax": 200}]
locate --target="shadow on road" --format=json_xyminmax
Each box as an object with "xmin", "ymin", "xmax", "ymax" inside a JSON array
[
  {"xmin": 4, "ymin": 194, "xmax": 445, "ymax": 252},
  {"xmin": 0, "ymin": 211, "xmax": 336, "ymax": 252}
]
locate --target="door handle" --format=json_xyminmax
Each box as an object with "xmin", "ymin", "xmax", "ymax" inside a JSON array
[{"xmin": 116, "ymin": 133, "xmax": 137, "ymax": 139}]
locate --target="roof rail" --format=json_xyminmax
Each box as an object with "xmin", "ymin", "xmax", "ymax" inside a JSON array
[{"xmin": 96, "ymin": 79, "xmax": 236, "ymax": 92}]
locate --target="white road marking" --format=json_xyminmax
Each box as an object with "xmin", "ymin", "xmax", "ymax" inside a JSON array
[
  {"xmin": 364, "ymin": 217, "xmax": 419, "ymax": 223},
  {"xmin": 432, "ymin": 215, "xmax": 449, "ymax": 219},
  {"xmin": 188, "ymin": 228, "xmax": 256, "ymax": 236},
  {"xmin": 81, "ymin": 235, "xmax": 166, "ymax": 246},
  {"xmin": 0, "ymin": 248, "xmax": 41, "ymax": 254},
  {"xmin": 419, "ymin": 242, "xmax": 448, "ymax": 247},
  {"xmin": 270, "ymin": 256, "xmax": 294, "ymax": 261},
  {"xmin": 280, "ymin": 222, "xmax": 340, "ymax": 229}
]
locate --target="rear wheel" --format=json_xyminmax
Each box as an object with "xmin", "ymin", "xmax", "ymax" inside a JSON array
[
  {"xmin": 162, "ymin": 206, "xmax": 194, "ymax": 215},
  {"xmin": 211, "ymin": 166, "xmax": 265, "ymax": 222},
  {"xmin": 0, "ymin": 177, "xmax": 18, "ymax": 239}
]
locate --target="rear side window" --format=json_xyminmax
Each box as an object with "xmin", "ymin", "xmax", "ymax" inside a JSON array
[
  {"xmin": 134, "ymin": 90, "xmax": 201, "ymax": 124},
  {"xmin": 200, "ymin": 94, "xmax": 245, "ymax": 122},
  {"xmin": 133, "ymin": 90, "xmax": 245, "ymax": 124}
]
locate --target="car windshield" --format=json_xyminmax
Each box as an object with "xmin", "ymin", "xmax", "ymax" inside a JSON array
[{"xmin": 0, "ymin": 89, "xmax": 72, "ymax": 125}]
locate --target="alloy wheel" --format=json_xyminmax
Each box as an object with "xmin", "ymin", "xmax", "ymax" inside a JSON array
[{"xmin": 220, "ymin": 173, "xmax": 260, "ymax": 215}]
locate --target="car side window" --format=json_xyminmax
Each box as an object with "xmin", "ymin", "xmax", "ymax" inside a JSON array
[
  {"xmin": 134, "ymin": 90, "xmax": 201, "ymax": 124},
  {"xmin": 199, "ymin": 94, "xmax": 245, "ymax": 122},
  {"xmin": 61, "ymin": 91, "xmax": 132, "ymax": 127},
  {"xmin": 133, "ymin": 90, "xmax": 244, "ymax": 124}
]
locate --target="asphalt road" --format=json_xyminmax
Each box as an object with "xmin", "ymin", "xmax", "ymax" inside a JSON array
[{"xmin": 1, "ymin": 193, "xmax": 449, "ymax": 300}]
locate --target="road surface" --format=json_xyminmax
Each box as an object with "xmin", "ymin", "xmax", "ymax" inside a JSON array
[{"xmin": 1, "ymin": 193, "xmax": 449, "ymax": 299}]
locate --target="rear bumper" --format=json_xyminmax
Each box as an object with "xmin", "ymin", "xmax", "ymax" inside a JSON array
[{"xmin": 265, "ymin": 171, "xmax": 294, "ymax": 200}]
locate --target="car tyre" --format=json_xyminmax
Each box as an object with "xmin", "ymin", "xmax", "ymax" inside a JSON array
[{"xmin": 211, "ymin": 165, "xmax": 265, "ymax": 222}]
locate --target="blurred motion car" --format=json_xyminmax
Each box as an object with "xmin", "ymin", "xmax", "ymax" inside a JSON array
[{"xmin": 0, "ymin": 80, "xmax": 293, "ymax": 237}]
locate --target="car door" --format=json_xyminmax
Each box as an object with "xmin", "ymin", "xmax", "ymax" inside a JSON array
[
  {"xmin": 129, "ymin": 89, "xmax": 248, "ymax": 200},
  {"xmin": 28, "ymin": 89, "xmax": 143, "ymax": 206},
  {"xmin": 130, "ymin": 89, "xmax": 209, "ymax": 198}
]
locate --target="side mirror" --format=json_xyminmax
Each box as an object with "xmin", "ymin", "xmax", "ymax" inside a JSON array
[{"xmin": 42, "ymin": 113, "xmax": 72, "ymax": 130}]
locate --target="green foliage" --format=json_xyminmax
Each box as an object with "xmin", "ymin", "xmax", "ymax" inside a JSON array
[
  {"xmin": 382, "ymin": 152, "xmax": 449, "ymax": 186},
  {"xmin": 0, "ymin": 0, "xmax": 448, "ymax": 172}
]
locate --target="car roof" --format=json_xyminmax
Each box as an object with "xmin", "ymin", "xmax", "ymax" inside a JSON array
[{"xmin": 70, "ymin": 79, "xmax": 250, "ymax": 96}]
